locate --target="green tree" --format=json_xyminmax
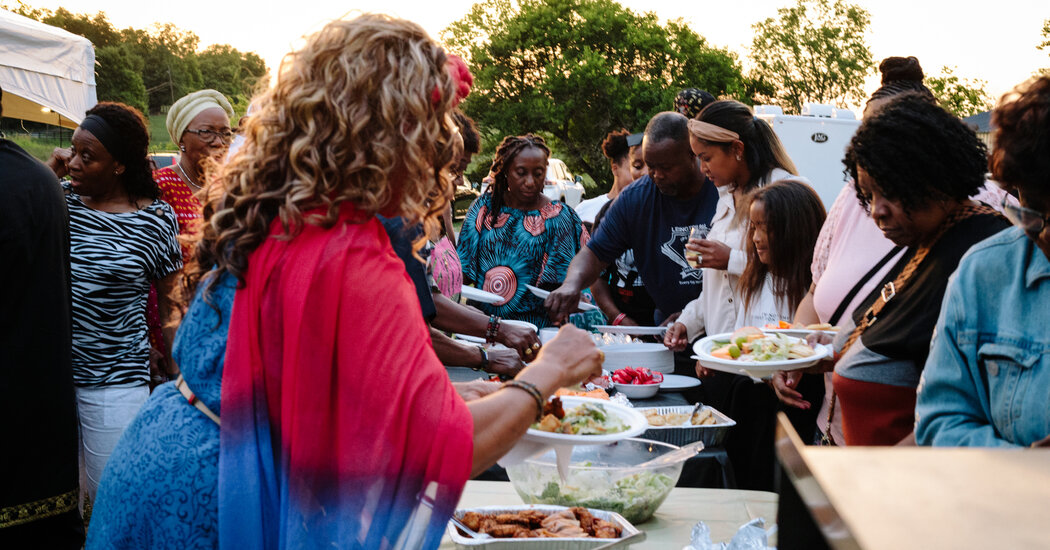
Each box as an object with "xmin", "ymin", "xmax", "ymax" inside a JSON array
[
  {"xmin": 94, "ymin": 44, "xmax": 148, "ymax": 113},
  {"xmin": 926, "ymin": 66, "xmax": 993, "ymax": 118},
  {"xmin": 750, "ymin": 0, "xmax": 874, "ymax": 113},
  {"xmin": 198, "ymin": 44, "xmax": 270, "ymax": 106},
  {"xmin": 122, "ymin": 24, "xmax": 204, "ymax": 113},
  {"xmin": 41, "ymin": 8, "xmax": 120, "ymax": 48},
  {"xmin": 443, "ymin": 0, "xmax": 747, "ymax": 192}
]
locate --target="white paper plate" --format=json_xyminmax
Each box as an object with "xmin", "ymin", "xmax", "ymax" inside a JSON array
[
  {"xmin": 658, "ymin": 374, "xmax": 702, "ymax": 391},
  {"xmin": 524, "ymin": 396, "xmax": 648, "ymax": 445},
  {"xmin": 460, "ymin": 286, "xmax": 505, "ymax": 304},
  {"xmin": 692, "ymin": 331, "xmax": 831, "ymax": 380},
  {"xmin": 525, "ymin": 285, "xmax": 599, "ymax": 311},
  {"xmin": 453, "ymin": 333, "xmax": 486, "ymax": 344},
  {"xmin": 593, "ymin": 325, "xmax": 667, "ymax": 336}
]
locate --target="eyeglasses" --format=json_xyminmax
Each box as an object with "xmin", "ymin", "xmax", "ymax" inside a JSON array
[
  {"xmin": 185, "ymin": 128, "xmax": 233, "ymax": 144},
  {"xmin": 1001, "ymin": 194, "xmax": 1050, "ymax": 234}
]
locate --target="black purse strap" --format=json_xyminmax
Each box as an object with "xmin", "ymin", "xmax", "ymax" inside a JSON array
[{"xmin": 827, "ymin": 245, "xmax": 904, "ymax": 327}]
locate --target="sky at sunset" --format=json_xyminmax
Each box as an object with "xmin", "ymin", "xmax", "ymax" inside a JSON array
[{"xmin": 19, "ymin": 0, "xmax": 1050, "ymax": 109}]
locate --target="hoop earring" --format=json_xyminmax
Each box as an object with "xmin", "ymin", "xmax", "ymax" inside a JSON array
[{"xmin": 736, "ymin": 155, "xmax": 742, "ymax": 161}]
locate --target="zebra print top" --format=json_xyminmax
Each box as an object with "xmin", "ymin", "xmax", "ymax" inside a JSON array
[{"xmin": 64, "ymin": 183, "xmax": 183, "ymax": 387}]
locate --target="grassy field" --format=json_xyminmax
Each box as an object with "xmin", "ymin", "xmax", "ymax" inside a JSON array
[
  {"xmin": 8, "ymin": 134, "xmax": 62, "ymax": 162},
  {"xmin": 147, "ymin": 114, "xmax": 176, "ymax": 153}
]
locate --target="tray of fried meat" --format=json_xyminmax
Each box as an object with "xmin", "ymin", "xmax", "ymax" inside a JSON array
[{"xmin": 447, "ymin": 505, "xmax": 643, "ymax": 549}]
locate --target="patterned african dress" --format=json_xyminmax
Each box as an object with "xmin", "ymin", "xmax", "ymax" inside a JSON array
[
  {"xmin": 457, "ymin": 191, "xmax": 584, "ymax": 328},
  {"xmin": 146, "ymin": 167, "xmax": 202, "ymax": 357}
]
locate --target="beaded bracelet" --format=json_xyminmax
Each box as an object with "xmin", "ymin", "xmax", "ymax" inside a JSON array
[
  {"xmin": 485, "ymin": 315, "xmax": 502, "ymax": 344},
  {"xmin": 502, "ymin": 379, "xmax": 544, "ymax": 422}
]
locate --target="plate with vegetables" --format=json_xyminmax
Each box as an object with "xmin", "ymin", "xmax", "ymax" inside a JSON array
[
  {"xmin": 526, "ymin": 396, "xmax": 649, "ymax": 445},
  {"xmin": 691, "ymin": 326, "xmax": 831, "ymax": 380}
]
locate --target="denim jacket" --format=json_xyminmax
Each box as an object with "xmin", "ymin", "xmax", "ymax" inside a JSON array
[{"xmin": 915, "ymin": 227, "xmax": 1050, "ymax": 447}]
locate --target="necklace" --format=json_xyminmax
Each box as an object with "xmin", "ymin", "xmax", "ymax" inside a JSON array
[{"xmin": 175, "ymin": 161, "xmax": 202, "ymax": 190}]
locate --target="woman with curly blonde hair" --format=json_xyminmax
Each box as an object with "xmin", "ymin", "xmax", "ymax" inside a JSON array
[{"xmin": 88, "ymin": 13, "xmax": 602, "ymax": 550}]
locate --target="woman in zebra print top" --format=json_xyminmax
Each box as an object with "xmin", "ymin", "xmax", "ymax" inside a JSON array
[{"xmin": 47, "ymin": 102, "xmax": 183, "ymax": 503}]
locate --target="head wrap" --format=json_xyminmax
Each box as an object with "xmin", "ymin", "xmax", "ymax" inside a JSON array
[
  {"xmin": 675, "ymin": 88, "xmax": 716, "ymax": 119},
  {"xmin": 432, "ymin": 54, "xmax": 473, "ymax": 108},
  {"xmin": 687, "ymin": 119, "xmax": 740, "ymax": 143},
  {"xmin": 166, "ymin": 89, "xmax": 235, "ymax": 144},
  {"xmin": 79, "ymin": 114, "xmax": 122, "ymax": 157}
]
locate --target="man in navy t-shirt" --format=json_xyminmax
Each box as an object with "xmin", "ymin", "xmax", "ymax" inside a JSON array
[{"xmin": 546, "ymin": 111, "xmax": 718, "ymax": 324}]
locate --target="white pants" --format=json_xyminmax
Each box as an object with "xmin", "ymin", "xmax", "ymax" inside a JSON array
[{"xmin": 75, "ymin": 385, "xmax": 149, "ymax": 502}]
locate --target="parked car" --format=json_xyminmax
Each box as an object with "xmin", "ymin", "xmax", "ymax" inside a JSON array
[
  {"xmin": 148, "ymin": 152, "xmax": 179, "ymax": 171},
  {"xmin": 543, "ymin": 158, "xmax": 585, "ymax": 208}
]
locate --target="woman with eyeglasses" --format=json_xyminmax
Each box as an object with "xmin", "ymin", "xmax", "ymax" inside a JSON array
[
  {"xmin": 915, "ymin": 76, "xmax": 1050, "ymax": 448},
  {"xmin": 145, "ymin": 90, "xmax": 235, "ymax": 381}
]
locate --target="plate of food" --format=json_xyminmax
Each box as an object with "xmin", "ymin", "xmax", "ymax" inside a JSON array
[
  {"xmin": 592, "ymin": 325, "xmax": 667, "ymax": 336},
  {"xmin": 447, "ymin": 505, "xmax": 641, "ymax": 548},
  {"xmin": 691, "ymin": 326, "xmax": 831, "ymax": 380},
  {"xmin": 525, "ymin": 396, "xmax": 648, "ymax": 445},
  {"xmin": 638, "ymin": 405, "xmax": 735, "ymax": 446}
]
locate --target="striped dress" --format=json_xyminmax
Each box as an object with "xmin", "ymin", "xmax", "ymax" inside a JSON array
[{"xmin": 64, "ymin": 183, "xmax": 183, "ymax": 387}]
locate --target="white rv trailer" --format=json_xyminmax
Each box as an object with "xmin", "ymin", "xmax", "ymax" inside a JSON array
[{"xmin": 755, "ymin": 103, "xmax": 861, "ymax": 210}]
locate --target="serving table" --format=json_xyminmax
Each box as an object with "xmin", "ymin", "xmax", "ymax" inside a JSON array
[
  {"xmin": 447, "ymin": 367, "xmax": 736, "ymax": 488},
  {"xmin": 440, "ymin": 480, "xmax": 777, "ymax": 549},
  {"xmin": 775, "ymin": 414, "xmax": 1050, "ymax": 549}
]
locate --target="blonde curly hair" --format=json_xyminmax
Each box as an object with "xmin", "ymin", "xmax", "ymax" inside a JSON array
[{"xmin": 185, "ymin": 13, "xmax": 461, "ymax": 300}]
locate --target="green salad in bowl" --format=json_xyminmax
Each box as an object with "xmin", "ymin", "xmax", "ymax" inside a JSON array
[{"xmin": 505, "ymin": 438, "xmax": 685, "ymax": 524}]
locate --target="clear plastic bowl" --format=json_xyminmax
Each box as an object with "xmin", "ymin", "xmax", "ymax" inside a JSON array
[{"xmin": 505, "ymin": 438, "xmax": 685, "ymax": 524}]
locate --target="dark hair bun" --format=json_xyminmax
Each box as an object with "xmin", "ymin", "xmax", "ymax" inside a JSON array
[
  {"xmin": 879, "ymin": 56, "xmax": 924, "ymax": 85},
  {"xmin": 601, "ymin": 129, "xmax": 630, "ymax": 160}
]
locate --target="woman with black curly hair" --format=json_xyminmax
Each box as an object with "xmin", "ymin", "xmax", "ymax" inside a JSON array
[
  {"xmin": 916, "ymin": 76, "xmax": 1050, "ymax": 448},
  {"xmin": 827, "ymin": 93, "xmax": 1009, "ymax": 446},
  {"xmin": 47, "ymin": 102, "xmax": 182, "ymax": 501},
  {"xmin": 458, "ymin": 134, "xmax": 588, "ymax": 327}
]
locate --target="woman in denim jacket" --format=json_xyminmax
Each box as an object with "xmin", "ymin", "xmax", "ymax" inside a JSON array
[{"xmin": 915, "ymin": 76, "xmax": 1050, "ymax": 447}]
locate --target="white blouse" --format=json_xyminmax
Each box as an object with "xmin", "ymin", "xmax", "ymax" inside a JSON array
[{"xmin": 676, "ymin": 168, "xmax": 804, "ymax": 340}]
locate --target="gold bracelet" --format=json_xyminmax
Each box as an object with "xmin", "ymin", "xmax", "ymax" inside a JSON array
[{"xmin": 502, "ymin": 379, "xmax": 544, "ymax": 422}]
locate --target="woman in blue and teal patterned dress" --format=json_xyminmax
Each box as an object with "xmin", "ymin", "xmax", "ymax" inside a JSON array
[{"xmin": 458, "ymin": 134, "xmax": 588, "ymax": 328}]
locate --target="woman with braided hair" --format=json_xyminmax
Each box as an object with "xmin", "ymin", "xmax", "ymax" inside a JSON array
[
  {"xmin": 821, "ymin": 93, "xmax": 1009, "ymax": 446},
  {"xmin": 458, "ymin": 134, "xmax": 588, "ymax": 327}
]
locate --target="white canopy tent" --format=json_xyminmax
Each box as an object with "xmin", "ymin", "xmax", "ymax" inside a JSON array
[{"xmin": 0, "ymin": 9, "xmax": 96, "ymax": 129}]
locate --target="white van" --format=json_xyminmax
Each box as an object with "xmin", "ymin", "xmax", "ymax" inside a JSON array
[{"xmin": 756, "ymin": 104, "xmax": 861, "ymax": 209}]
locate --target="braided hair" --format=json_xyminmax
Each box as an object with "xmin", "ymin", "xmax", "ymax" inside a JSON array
[
  {"xmin": 488, "ymin": 133, "xmax": 550, "ymax": 225},
  {"xmin": 844, "ymin": 93, "xmax": 987, "ymax": 214},
  {"xmin": 84, "ymin": 102, "xmax": 160, "ymax": 202}
]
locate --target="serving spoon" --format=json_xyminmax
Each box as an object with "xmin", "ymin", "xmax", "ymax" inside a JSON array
[{"xmin": 634, "ymin": 440, "xmax": 705, "ymax": 469}]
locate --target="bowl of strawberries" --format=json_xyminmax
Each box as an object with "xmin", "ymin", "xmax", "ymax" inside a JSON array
[{"xmin": 610, "ymin": 367, "xmax": 663, "ymax": 399}]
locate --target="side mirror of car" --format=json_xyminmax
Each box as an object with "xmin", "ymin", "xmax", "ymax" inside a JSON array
[{"xmin": 575, "ymin": 175, "xmax": 583, "ymax": 184}]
